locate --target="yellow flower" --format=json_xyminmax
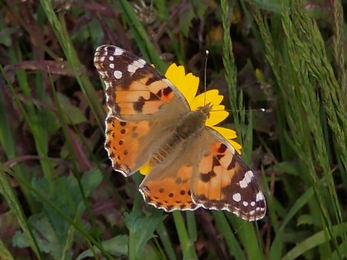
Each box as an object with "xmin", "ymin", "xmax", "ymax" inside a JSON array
[{"xmin": 140, "ymin": 64, "xmax": 242, "ymax": 175}]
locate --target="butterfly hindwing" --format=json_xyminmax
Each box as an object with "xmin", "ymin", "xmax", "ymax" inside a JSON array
[
  {"xmin": 139, "ymin": 162, "xmax": 199, "ymax": 211},
  {"xmin": 138, "ymin": 126, "xmax": 266, "ymax": 221}
]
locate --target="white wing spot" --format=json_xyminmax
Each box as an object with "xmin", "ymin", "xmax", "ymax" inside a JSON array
[
  {"xmin": 108, "ymin": 55, "xmax": 114, "ymax": 61},
  {"xmin": 128, "ymin": 64, "xmax": 137, "ymax": 73},
  {"xmin": 127, "ymin": 58, "xmax": 146, "ymax": 73},
  {"xmin": 232, "ymin": 193, "xmax": 241, "ymax": 202},
  {"xmin": 243, "ymin": 201, "xmax": 248, "ymax": 207},
  {"xmin": 239, "ymin": 170, "xmax": 254, "ymax": 188},
  {"xmin": 251, "ymin": 201, "xmax": 256, "ymax": 207},
  {"xmin": 256, "ymin": 191, "xmax": 264, "ymax": 202},
  {"xmin": 233, "ymin": 210, "xmax": 240, "ymax": 216},
  {"xmin": 109, "ymin": 63, "xmax": 115, "ymax": 69},
  {"xmin": 114, "ymin": 70, "xmax": 122, "ymax": 79},
  {"xmin": 137, "ymin": 58, "xmax": 146, "ymax": 65},
  {"xmin": 114, "ymin": 48, "xmax": 124, "ymax": 56}
]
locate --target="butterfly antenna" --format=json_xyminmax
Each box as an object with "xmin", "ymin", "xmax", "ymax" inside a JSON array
[{"xmin": 203, "ymin": 49, "xmax": 209, "ymax": 106}]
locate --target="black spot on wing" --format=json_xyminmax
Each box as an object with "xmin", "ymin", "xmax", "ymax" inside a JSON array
[
  {"xmin": 212, "ymin": 156, "xmax": 220, "ymax": 167},
  {"xmin": 132, "ymin": 63, "xmax": 163, "ymax": 82},
  {"xmin": 157, "ymin": 87, "xmax": 173, "ymax": 98},
  {"xmin": 145, "ymin": 75, "xmax": 163, "ymax": 86},
  {"xmin": 133, "ymin": 96, "xmax": 145, "ymax": 112},
  {"xmin": 163, "ymin": 87, "xmax": 172, "ymax": 97},
  {"xmin": 200, "ymin": 171, "xmax": 217, "ymax": 183},
  {"xmin": 155, "ymin": 202, "xmax": 163, "ymax": 207},
  {"xmin": 105, "ymin": 141, "xmax": 111, "ymax": 148},
  {"xmin": 175, "ymin": 177, "xmax": 182, "ymax": 184},
  {"xmin": 166, "ymin": 205, "xmax": 173, "ymax": 211},
  {"xmin": 217, "ymin": 143, "xmax": 227, "ymax": 153},
  {"xmin": 227, "ymin": 156, "xmax": 237, "ymax": 170}
]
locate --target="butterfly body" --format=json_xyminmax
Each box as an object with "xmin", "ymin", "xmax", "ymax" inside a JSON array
[
  {"xmin": 150, "ymin": 104, "xmax": 210, "ymax": 165},
  {"xmin": 94, "ymin": 45, "xmax": 267, "ymax": 221}
]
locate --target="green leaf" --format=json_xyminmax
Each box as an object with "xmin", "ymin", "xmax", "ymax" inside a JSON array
[
  {"xmin": 248, "ymin": 0, "xmax": 285, "ymax": 13},
  {"xmin": 269, "ymin": 187, "xmax": 315, "ymax": 259},
  {"xmin": 297, "ymin": 214, "xmax": 321, "ymax": 227},
  {"xmin": 12, "ymin": 216, "xmax": 59, "ymax": 256},
  {"xmin": 282, "ymin": 223, "xmax": 347, "ymax": 260},
  {"xmin": 125, "ymin": 211, "xmax": 166, "ymax": 259},
  {"xmin": 76, "ymin": 235, "xmax": 129, "ymax": 259},
  {"xmin": 178, "ymin": 0, "xmax": 207, "ymax": 37},
  {"xmin": 270, "ymin": 161, "xmax": 304, "ymax": 176},
  {"xmin": 20, "ymin": 169, "xmax": 103, "ymax": 259},
  {"xmin": 0, "ymin": 237, "xmax": 14, "ymax": 260},
  {"xmin": 56, "ymin": 92, "xmax": 87, "ymax": 125}
]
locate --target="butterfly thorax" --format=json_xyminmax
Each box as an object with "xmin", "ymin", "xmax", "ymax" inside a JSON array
[{"xmin": 149, "ymin": 104, "xmax": 211, "ymax": 166}]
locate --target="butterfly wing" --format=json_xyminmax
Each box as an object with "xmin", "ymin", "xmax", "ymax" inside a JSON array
[
  {"xmin": 139, "ymin": 139, "xmax": 201, "ymax": 211},
  {"xmin": 94, "ymin": 45, "xmax": 190, "ymax": 121},
  {"xmin": 105, "ymin": 116, "xmax": 188, "ymax": 176},
  {"xmin": 139, "ymin": 126, "xmax": 266, "ymax": 221},
  {"xmin": 94, "ymin": 45, "xmax": 190, "ymax": 176},
  {"xmin": 105, "ymin": 117, "xmax": 153, "ymax": 176},
  {"xmin": 95, "ymin": 45, "xmax": 266, "ymax": 220},
  {"xmin": 191, "ymin": 127, "xmax": 267, "ymax": 221}
]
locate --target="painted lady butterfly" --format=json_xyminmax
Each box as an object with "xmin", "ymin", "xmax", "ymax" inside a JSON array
[{"xmin": 94, "ymin": 45, "xmax": 267, "ymax": 221}]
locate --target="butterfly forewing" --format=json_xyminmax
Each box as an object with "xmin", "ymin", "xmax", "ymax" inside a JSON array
[
  {"xmin": 191, "ymin": 128, "xmax": 266, "ymax": 221},
  {"xmin": 94, "ymin": 45, "xmax": 190, "ymax": 122},
  {"xmin": 95, "ymin": 45, "xmax": 189, "ymax": 176}
]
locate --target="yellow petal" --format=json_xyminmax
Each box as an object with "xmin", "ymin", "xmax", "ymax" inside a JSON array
[
  {"xmin": 165, "ymin": 64, "xmax": 199, "ymax": 105},
  {"xmin": 191, "ymin": 89, "xmax": 223, "ymax": 110},
  {"xmin": 228, "ymin": 139, "xmax": 242, "ymax": 154},
  {"xmin": 165, "ymin": 64, "xmax": 184, "ymax": 86},
  {"xmin": 212, "ymin": 126, "xmax": 238, "ymax": 139},
  {"xmin": 139, "ymin": 162, "xmax": 152, "ymax": 175},
  {"xmin": 206, "ymin": 110, "xmax": 229, "ymax": 126},
  {"xmin": 212, "ymin": 105, "xmax": 225, "ymax": 111}
]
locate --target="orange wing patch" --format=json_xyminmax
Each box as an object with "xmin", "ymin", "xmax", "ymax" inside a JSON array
[
  {"xmin": 94, "ymin": 45, "xmax": 188, "ymax": 122},
  {"xmin": 105, "ymin": 76, "xmax": 172, "ymax": 118},
  {"xmin": 139, "ymin": 165, "xmax": 199, "ymax": 211},
  {"xmin": 191, "ymin": 133, "xmax": 266, "ymax": 221},
  {"xmin": 105, "ymin": 116, "xmax": 152, "ymax": 176},
  {"xmin": 192, "ymin": 142, "xmax": 236, "ymax": 206}
]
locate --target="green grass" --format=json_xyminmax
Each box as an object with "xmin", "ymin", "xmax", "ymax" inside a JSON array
[{"xmin": 0, "ymin": 0, "xmax": 346, "ymax": 259}]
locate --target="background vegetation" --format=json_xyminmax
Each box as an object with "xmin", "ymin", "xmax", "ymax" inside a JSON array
[{"xmin": 0, "ymin": 0, "xmax": 346, "ymax": 259}]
